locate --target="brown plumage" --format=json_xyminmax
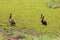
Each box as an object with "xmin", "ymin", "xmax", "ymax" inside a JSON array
[
  {"xmin": 9, "ymin": 13, "xmax": 15, "ymax": 26},
  {"xmin": 40, "ymin": 14, "xmax": 47, "ymax": 25}
]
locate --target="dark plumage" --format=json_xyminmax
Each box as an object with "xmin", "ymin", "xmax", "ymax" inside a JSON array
[
  {"xmin": 9, "ymin": 13, "xmax": 15, "ymax": 26},
  {"xmin": 40, "ymin": 14, "xmax": 47, "ymax": 25},
  {"xmin": 10, "ymin": 19, "xmax": 15, "ymax": 26},
  {"xmin": 41, "ymin": 21, "xmax": 47, "ymax": 25}
]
